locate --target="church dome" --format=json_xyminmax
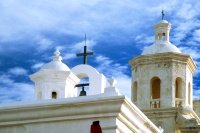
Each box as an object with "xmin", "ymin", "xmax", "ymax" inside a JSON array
[
  {"xmin": 142, "ymin": 19, "xmax": 181, "ymax": 55},
  {"xmin": 142, "ymin": 41, "xmax": 181, "ymax": 55},
  {"xmin": 158, "ymin": 19, "xmax": 169, "ymax": 24},
  {"xmin": 41, "ymin": 50, "xmax": 70, "ymax": 71}
]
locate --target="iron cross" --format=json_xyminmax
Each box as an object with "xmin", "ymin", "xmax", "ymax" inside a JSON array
[
  {"xmin": 76, "ymin": 34, "xmax": 94, "ymax": 64},
  {"xmin": 162, "ymin": 10, "xmax": 165, "ymax": 20}
]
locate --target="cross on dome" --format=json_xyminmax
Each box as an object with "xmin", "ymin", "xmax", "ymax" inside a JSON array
[
  {"xmin": 161, "ymin": 10, "xmax": 165, "ymax": 20},
  {"xmin": 142, "ymin": 12, "xmax": 181, "ymax": 55}
]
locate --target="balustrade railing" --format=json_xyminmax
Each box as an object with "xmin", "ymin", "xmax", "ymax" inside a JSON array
[{"xmin": 150, "ymin": 99, "xmax": 160, "ymax": 109}]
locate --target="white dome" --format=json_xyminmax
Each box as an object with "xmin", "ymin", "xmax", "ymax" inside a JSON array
[
  {"xmin": 158, "ymin": 20, "xmax": 168, "ymax": 24},
  {"xmin": 40, "ymin": 49, "xmax": 70, "ymax": 71},
  {"xmin": 142, "ymin": 19, "xmax": 181, "ymax": 55},
  {"xmin": 41, "ymin": 61, "xmax": 70, "ymax": 71},
  {"xmin": 142, "ymin": 41, "xmax": 181, "ymax": 55}
]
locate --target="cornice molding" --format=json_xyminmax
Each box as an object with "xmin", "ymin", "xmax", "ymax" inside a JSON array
[{"xmin": 129, "ymin": 52, "xmax": 196, "ymax": 73}]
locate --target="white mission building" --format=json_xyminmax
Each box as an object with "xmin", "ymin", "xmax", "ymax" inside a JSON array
[{"xmin": 0, "ymin": 18, "xmax": 200, "ymax": 133}]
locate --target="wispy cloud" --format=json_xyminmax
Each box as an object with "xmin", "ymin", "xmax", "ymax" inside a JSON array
[
  {"xmin": 8, "ymin": 67, "xmax": 28, "ymax": 76},
  {"xmin": 193, "ymin": 29, "xmax": 200, "ymax": 43},
  {"xmin": 34, "ymin": 35, "xmax": 54, "ymax": 51},
  {"xmin": 62, "ymin": 39, "xmax": 96, "ymax": 60},
  {"xmin": 0, "ymin": 74, "xmax": 34, "ymax": 104},
  {"xmin": 180, "ymin": 47, "xmax": 200, "ymax": 60},
  {"xmin": 31, "ymin": 62, "xmax": 45, "ymax": 70},
  {"xmin": 95, "ymin": 55, "xmax": 131, "ymax": 97}
]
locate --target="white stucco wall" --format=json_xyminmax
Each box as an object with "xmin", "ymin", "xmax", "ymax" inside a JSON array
[
  {"xmin": 30, "ymin": 70, "xmax": 79, "ymax": 100},
  {"xmin": 0, "ymin": 95, "xmax": 161, "ymax": 133},
  {"xmin": 71, "ymin": 64, "xmax": 107, "ymax": 95}
]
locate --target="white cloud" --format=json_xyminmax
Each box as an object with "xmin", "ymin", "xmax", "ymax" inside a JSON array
[
  {"xmin": 0, "ymin": 74, "xmax": 13, "ymax": 84},
  {"xmin": 179, "ymin": 47, "xmax": 200, "ymax": 60},
  {"xmin": 193, "ymin": 29, "xmax": 200, "ymax": 43},
  {"xmin": 134, "ymin": 34, "xmax": 154, "ymax": 46},
  {"xmin": 62, "ymin": 39, "xmax": 96, "ymax": 60},
  {"xmin": 8, "ymin": 67, "xmax": 28, "ymax": 76},
  {"xmin": 70, "ymin": 40, "xmax": 96, "ymax": 52},
  {"xmin": 35, "ymin": 35, "xmax": 54, "ymax": 51},
  {"xmin": 31, "ymin": 62, "xmax": 45, "ymax": 70},
  {"xmin": 0, "ymin": 74, "xmax": 34, "ymax": 104},
  {"xmin": 63, "ymin": 53, "xmax": 76, "ymax": 60},
  {"xmin": 95, "ymin": 55, "xmax": 131, "ymax": 98}
]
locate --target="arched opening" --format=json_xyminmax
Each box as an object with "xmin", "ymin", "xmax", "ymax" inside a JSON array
[
  {"xmin": 188, "ymin": 82, "xmax": 191, "ymax": 105},
  {"xmin": 52, "ymin": 91, "xmax": 57, "ymax": 99},
  {"xmin": 175, "ymin": 77, "xmax": 183, "ymax": 98},
  {"xmin": 132, "ymin": 81, "xmax": 137, "ymax": 103},
  {"xmin": 77, "ymin": 77, "xmax": 89, "ymax": 96},
  {"xmin": 151, "ymin": 77, "xmax": 161, "ymax": 109},
  {"xmin": 151, "ymin": 77, "xmax": 161, "ymax": 99},
  {"xmin": 162, "ymin": 33, "xmax": 166, "ymax": 40},
  {"xmin": 72, "ymin": 65, "xmax": 106, "ymax": 96},
  {"xmin": 175, "ymin": 77, "xmax": 183, "ymax": 107}
]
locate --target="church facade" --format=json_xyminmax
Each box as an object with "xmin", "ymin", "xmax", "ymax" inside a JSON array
[
  {"xmin": 0, "ymin": 50, "xmax": 161, "ymax": 132},
  {"xmin": 0, "ymin": 18, "xmax": 199, "ymax": 133}
]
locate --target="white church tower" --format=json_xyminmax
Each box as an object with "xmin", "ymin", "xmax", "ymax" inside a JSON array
[
  {"xmin": 129, "ymin": 19, "xmax": 196, "ymax": 110},
  {"xmin": 129, "ymin": 15, "xmax": 200, "ymax": 132},
  {"xmin": 30, "ymin": 50, "xmax": 79, "ymax": 100}
]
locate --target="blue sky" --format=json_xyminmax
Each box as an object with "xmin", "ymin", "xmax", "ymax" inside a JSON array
[{"xmin": 0, "ymin": 0, "xmax": 200, "ymax": 103}]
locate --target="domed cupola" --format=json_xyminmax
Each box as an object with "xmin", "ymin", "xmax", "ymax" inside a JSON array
[
  {"xmin": 41, "ymin": 49, "xmax": 70, "ymax": 71},
  {"xmin": 30, "ymin": 50, "xmax": 79, "ymax": 100},
  {"xmin": 142, "ymin": 19, "xmax": 181, "ymax": 55}
]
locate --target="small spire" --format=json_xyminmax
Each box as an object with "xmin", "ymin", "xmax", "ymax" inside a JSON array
[
  {"xmin": 108, "ymin": 77, "xmax": 117, "ymax": 87},
  {"xmin": 161, "ymin": 10, "xmax": 165, "ymax": 20},
  {"xmin": 53, "ymin": 49, "xmax": 62, "ymax": 61}
]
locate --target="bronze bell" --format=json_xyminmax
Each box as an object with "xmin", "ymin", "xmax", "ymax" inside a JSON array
[{"xmin": 79, "ymin": 87, "xmax": 86, "ymax": 96}]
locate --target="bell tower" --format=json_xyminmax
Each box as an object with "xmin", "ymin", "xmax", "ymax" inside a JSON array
[
  {"xmin": 129, "ymin": 19, "xmax": 196, "ymax": 110},
  {"xmin": 129, "ymin": 15, "xmax": 200, "ymax": 132}
]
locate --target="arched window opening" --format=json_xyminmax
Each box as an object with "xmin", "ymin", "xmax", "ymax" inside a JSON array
[
  {"xmin": 151, "ymin": 77, "xmax": 161, "ymax": 99},
  {"xmin": 175, "ymin": 77, "xmax": 182, "ymax": 98},
  {"xmin": 162, "ymin": 33, "xmax": 166, "ymax": 40},
  {"xmin": 151, "ymin": 77, "xmax": 161, "ymax": 109},
  {"xmin": 52, "ymin": 91, "xmax": 57, "ymax": 99},
  {"xmin": 77, "ymin": 77, "xmax": 89, "ymax": 96},
  {"xmin": 132, "ymin": 81, "xmax": 137, "ymax": 103},
  {"xmin": 175, "ymin": 77, "xmax": 183, "ymax": 107},
  {"xmin": 188, "ymin": 82, "xmax": 191, "ymax": 105}
]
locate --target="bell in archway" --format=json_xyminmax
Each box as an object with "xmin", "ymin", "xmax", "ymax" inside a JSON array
[{"xmin": 79, "ymin": 87, "xmax": 86, "ymax": 96}]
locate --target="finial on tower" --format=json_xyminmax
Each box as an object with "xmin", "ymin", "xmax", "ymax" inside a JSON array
[
  {"xmin": 53, "ymin": 49, "xmax": 62, "ymax": 61},
  {"xmin": 161, "ymin": 10, "xmax": 165, "ymax": 20}
]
